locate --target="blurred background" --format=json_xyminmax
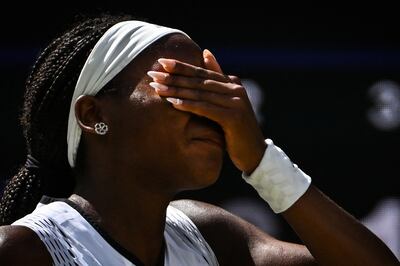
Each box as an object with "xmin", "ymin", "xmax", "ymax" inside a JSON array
[{"xmin": 0, "ymin": 2, "xmax": 399, "ymax": 258}]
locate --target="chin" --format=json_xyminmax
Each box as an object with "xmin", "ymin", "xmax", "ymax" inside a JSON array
[
  {"xmin": 182, "ymin": 158, "xmax": 223, "ymax": 190},
  {"xmin": 175, "ymin": 143, "xmax": 224, "ymax": 190}
]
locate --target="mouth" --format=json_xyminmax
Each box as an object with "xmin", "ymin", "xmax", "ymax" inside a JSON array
[
  {"xmin": 189, "ymin": 115, "xmax": 225, "ymax": 150},
  {"xmin": 192, "ymin": 136, "xmax": 225, "ymax": 149}
]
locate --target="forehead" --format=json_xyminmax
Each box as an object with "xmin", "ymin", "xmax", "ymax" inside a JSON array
[
  {"xmin": 104, "ymin": 33, "xmax": 203, "ymax": 94},
  {"xmin": 154, "ymin": 33, "xmax": 203, "ymax": 66}
]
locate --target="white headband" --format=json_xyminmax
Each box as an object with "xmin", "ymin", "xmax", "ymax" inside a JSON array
[{"xmin": 67, "ymin": 20, "xmax": 189, "ymax": 167}]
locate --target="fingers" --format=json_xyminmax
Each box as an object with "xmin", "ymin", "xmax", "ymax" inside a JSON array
[
  {"xmin": 147, "ymin": 50, "xmax": 248, "ymax": 110},
  {"xmin": 147, "ymin": 71, "xmax": 243, "ymax": 96},
  {"xmin": 228, "ymin": 75, "xmax": 242, "ymax": 85},
  {"xmin": 148, "ymin": 50, "xmax": 248, "ymax": 118},
  {"xmin": 149, "ymin": 82, "xmax": 242, "ymax": 108},
  {"xmin": 203, "ymin": 49, "xmax": 223, "ymax": 74},
  {"xmin": 157, "ymin": 58, "xmax": 229, "ymax": 83},
  {"xmin": 162, "ymin": 97, "xmax": 230, "ymax": 126},
  {"xmin": 155, "ymin": 49, "xmax": 242, "ymax": 87},
  {"xmin": 149, "ymin": 51, "xmax": 265, "ymax": 174}
]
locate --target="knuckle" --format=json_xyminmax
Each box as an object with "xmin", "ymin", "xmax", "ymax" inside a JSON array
[
  {"xmin": 229, "ymin": 75, "xmax": 242, "ymax": 84},
  {"xmin": 222, "ymin": 74, "xmax": 231, "ymax": 82},
  {"xmin": 231, "ymin": 96, "xmax": 242, "ymax": 105},
  {"xmin": 230, "ymin": 99, "xmax": 246, "ymax": 113},
  {"xmin": 194, "ymin": 66, "xmax": 207, "ymax": 77},
  {"xmin": 231, "ymin": 84, "xmax": 246, "ymax": 95},
  {"xmin": 203, "ymin": 79, "xmax": 212, "ymax": 86},
  {"xmin": 231, "ymin": 84, "xmax": 243, "ymax": 90}
]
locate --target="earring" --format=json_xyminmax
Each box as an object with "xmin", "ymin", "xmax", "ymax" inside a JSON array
[{"xmin": 94, "ymin": 122, "xmax": 109, "ymax": 135}]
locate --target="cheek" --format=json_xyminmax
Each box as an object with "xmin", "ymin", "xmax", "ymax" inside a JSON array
[
  {"xmin": 130, "ymin": 81, "xmax": 156, "ymax": 101},
  {"xmin": 123, "ymin": 103, "xmax": 190, "ymax": 155}
]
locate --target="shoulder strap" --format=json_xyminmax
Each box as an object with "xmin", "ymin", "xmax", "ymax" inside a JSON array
[
  {"xmin": 165, "ymin": 205, "xmax": 219, "ymax": 265},
  {"xmin": 13, "ymin": 210, "xmax": 78, "ymax": 265}
]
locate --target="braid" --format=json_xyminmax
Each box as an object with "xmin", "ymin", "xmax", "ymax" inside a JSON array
[
  {"xmin": 0, "ymin": 168, "xmax": 42, "ymax": 225},
  {"xmin": 0, "ymin": 13, "xmax": 135, "ymax": 225}
]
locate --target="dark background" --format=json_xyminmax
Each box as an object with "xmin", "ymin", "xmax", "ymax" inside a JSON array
[{"xmin": 1, "ymin": 3, "xmax": 399, "ymax": 245}]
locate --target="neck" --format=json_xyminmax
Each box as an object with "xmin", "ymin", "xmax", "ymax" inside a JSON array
[{"xmin": 72, "ymin": 175, "xmax": 173, "ymax": 266}]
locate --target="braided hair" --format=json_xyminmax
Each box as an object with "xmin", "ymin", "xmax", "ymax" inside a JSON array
[{"xmin": 0, "ymin": 13, "xmax": 135, "ymax": 225}]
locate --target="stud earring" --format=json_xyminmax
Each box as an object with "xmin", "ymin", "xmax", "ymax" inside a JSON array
[{"xmin": 94, "ymin": 122, "xmax": 109, "ymax": 135}]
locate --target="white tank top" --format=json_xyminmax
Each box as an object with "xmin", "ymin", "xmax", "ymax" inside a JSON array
[{"xmin": 12, "ymin": 197, "xmax": 219, "ymax": 266}]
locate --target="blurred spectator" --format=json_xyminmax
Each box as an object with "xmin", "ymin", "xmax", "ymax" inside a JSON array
[{"xmin": 362, "ymin": 197, "xmax": 400, "ymax": 260}]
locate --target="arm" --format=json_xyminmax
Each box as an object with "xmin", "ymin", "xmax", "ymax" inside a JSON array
[
  {"xmin": 0, "ymin": 225, "xmax": 52, "ymax": 266},
  {"xmin": 171, "ymin": 199, "xmax": 317, "ymax": 266},
  {"xmin": 151, "ymin": 51, "xmax": 399, "ymax": 265},
  {"xmin": 241, "ymin": 138, "xmax": 399, "ymax": 265},
  {"xmin": 173, "ymin": 187, "xmax": 399, "ymax": 266},
  {"xmin": 281, "ymin": 185, "xmax": 399, "ymax": 265}
]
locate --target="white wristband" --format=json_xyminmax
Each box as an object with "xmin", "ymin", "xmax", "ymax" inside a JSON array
[{"xmin": 242, "ymin": 139, "xmax": 312, "ymax": 213}]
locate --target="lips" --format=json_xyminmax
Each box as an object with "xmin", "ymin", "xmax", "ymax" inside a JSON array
[
  {"xmin": 192, "ymin": 133, "xmax": 225, "ymax": 149},
  {"xmin": 189, "ymin": 116, "xmax": 225, "ymax": 149}
]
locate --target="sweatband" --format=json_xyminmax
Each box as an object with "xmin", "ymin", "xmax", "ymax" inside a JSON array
[
  {"xmin": 242, "ymin": 139, "xmax": 312, "ymax": 213},
  {"xmin": 67, "ymin": 20, "xmax": 190, "ymax": 167}
]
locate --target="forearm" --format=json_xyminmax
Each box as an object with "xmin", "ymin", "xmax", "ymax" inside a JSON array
[
  {"xmin": 282, "ymin": 185, "xmax": 399, "ymax": 266},
  {"xmin": 243, "ymin": 139, "xmax": 399, "ymax": 265}
]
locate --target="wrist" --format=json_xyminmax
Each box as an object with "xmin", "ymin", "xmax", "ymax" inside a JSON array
[
  {"xmin": 242, "ymin": 139, "xmax": 312, "ymax": 213},
  {"xmin": 242, "ymin": 139, "xmax": 268, "ymax": 176}
]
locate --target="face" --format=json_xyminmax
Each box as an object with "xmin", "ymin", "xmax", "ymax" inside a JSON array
[{"xmin": 97, "ymin": 34, "xmax": 225, "ymax": 193}]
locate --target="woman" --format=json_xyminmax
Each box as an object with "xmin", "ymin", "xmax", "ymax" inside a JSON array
[{"xmin": 0, "ymin": 13, "xmax": 398, "ymax": 265}]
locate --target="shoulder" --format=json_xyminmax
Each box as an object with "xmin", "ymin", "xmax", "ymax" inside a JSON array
[
  {"xmin": 170, "ymin": 199, "xmax": 262, "ymax": 265},
  {"xmin": 170, "ymin": 199, "xmax": 261, "ymax": 235},
  {"xmin": 170, "ymin": 199, "xmax": 316, "ymax": 266},
  {"xmin": 170, "ymin": 199, "xmax": 271, "ymax": 238},
  {"xmin": 0, "ymin": 225, "xmax": 52, "ymax": 266}
]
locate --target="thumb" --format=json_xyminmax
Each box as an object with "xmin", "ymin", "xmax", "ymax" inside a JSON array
[{"xmin": 203, "ymin": 49, "xmax": 223, "ymax": 74}]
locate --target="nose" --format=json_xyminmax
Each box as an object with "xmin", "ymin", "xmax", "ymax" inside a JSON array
[{"xmin": 190, "ymin": 115, "xmax": 223, "ymax": 135}]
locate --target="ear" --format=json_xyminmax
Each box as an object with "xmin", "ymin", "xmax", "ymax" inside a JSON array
[{"xmin": 74, "ymin": 95, "xmax": 105, "ymax": 135}]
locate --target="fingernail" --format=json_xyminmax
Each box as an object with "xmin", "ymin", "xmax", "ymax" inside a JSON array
[
  {"xmin": 149, "ymin": 82, "xmax": 168, "ymax": 91},
  {"xmin": 158, "ymin": 58, "xmax": 176, "ymax": 70},
  {"xmin": 166, "ymin": 97, "xmax": 182, "ymax": 105},
  {"xmin": 147, "ymin": 71, "xmax": 168, "ymax": 81},
  {"xmin": 203, "ymin": 49, "xmax": 216, "ymax": 60}
]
